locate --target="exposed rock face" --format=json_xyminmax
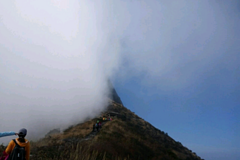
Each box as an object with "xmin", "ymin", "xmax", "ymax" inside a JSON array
[{"xmin": 107, "ymin": 80, "xmax": 123, "ymax": 105}]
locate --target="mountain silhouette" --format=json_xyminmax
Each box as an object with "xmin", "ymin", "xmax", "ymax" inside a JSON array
[
  {"xmin": 107, "ymin": 79, "xmax": 123, "ymax": 105},
  {"xmin": 28, "ymin": 85, "xmax": 203, "ymax": 160}
]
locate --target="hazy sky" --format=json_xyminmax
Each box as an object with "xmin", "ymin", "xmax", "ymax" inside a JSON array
[{"xmin": 0, "ymin": 0, "xmax": 239, "ymax": 160}]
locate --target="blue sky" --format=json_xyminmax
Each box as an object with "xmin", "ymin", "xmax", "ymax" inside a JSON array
[
  {"xmin": 114, "ymin": 73, "xmax": 239, "ymax": 159},
  {"xmin": 112, "ymin": 1, "xmax": 240, "ymax": 156},
  {"xmin": 0, "ymin": 0, "xmax": 239, "ymax": 159},
  {"xmin": 110, "ymin": 1, "xmax": 240, "ymax": 159}
]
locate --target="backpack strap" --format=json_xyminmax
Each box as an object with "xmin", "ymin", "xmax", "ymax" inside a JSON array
[{"xmin": 12, "ymin": 139, "xmax": 21, "ymax": 148}]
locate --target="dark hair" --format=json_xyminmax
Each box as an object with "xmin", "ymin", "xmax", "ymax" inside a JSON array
[
  {"xmin": 18, "ymin": 128, "xmax": 27, "ymax": 142},
  {"xmin": 18, "ymin": 136, "xmax": 25, "ymax": 143}
]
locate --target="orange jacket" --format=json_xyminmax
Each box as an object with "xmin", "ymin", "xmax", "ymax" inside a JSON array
[{"xmin": 5, "ymin": 138, "xmax": 30, "ymax": 160}]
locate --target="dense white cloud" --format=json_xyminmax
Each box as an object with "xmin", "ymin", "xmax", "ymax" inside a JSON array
[
  {"xmin": 0, "ymin": 0, "xmax": 239, "ymax": 143},
  {"xmin": 0, "ymin": 0, "xmax": 116, "ymax": 142}
]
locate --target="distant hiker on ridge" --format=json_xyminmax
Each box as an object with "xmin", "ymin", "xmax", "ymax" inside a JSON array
[
  {"xmin": 2, "ymin": 128, "xmax": 30, "ymax": 160},
  {"xmin": 99, "ymin": 121, "xmax": 102, "ymax": 129},
  {"xmin": 92, "ymin": 123, "xmax": 96, "ymax": 132},
  {"xmin": 96, "ymin": 121, "xmax": 99, "ymax": 132},
  {"xmin": 0, "ymin": 131, "xmax": 18, "ymax": 138}
]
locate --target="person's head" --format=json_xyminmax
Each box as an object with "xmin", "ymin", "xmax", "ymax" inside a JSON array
[{"xmin": 18, "ymin": 128, "xmax": 27, "ymax": 138}]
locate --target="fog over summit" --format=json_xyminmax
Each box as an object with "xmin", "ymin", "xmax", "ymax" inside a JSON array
[
  {"xmin": 1, "ymin": 0, "xmax": 239, "ymax": 146},
  {"xmin": 0, "ymin": 0, "xmax": 121, "ymax": 141}
]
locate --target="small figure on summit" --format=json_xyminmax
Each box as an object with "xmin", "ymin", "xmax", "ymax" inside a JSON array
[
  {"xmin": 93, "ymin": 121, "xmax": 99, "ymax": 132},
  {"xmin": 96, "ymin": 121, "xmax": 99, "ymax": 132},
  {"xmin": 92, "ymin": 123, "xmax": 96, "ymax": 132},
  {"xmin": 92, "ymin": 120, "xmax": 104, "ymax": 132},
  {"xmin": 99, "ymin": 121, "xmax": 102, "ymax": 129}
]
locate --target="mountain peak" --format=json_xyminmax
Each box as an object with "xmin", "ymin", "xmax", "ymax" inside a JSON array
[
  {"xmin": 107, "ymin": 80, "xmax": 123, "ymax": 105},
  {"xmin": 28, "ymin": 100, "xmax": 202, "ymax": 160}
]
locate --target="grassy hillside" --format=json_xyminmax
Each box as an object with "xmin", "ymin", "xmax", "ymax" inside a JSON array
[{"xmin": 2, "ymin": 101, "xmax": 203, "ymax": 160}]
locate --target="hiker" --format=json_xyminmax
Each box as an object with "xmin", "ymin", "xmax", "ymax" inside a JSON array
[
  {"xmin": 92, "ymin": 123, "xmax": 96, "ymax": 132},
  {"xmin": 99, "ymin": 122, "xmax": 102, "ymax": 129},
  {"xmin": 3, "ymin": 128, "xmax": 30, "ymax": 160},
  {"xmin": 0, "ymin": 131, "xmax": 18, "ymax": 138},
  {"xmin": 96, "ymin": 123, "xmax": 99, "ymax": 132}
]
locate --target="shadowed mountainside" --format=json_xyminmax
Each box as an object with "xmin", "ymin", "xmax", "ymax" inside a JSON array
[{"xmin": 28, "ymin": 100, "xmax": 203, "ymax": 160}]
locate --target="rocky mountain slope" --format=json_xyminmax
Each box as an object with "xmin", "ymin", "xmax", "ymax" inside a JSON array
[
  {"xmin": 29, "ymin": 100, "xmax": 203, "ymax": 160},
  {"xmin": 0, "ymin": 84, "xmax": 203, "ymax": 159}
]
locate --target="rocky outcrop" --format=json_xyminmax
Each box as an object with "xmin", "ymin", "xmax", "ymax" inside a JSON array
[
  {"xmin": 107, "ymin": 80, "xmax": 123, "ymax": 105},
  {"xmin": 45, "ymin": 128, "xmax": 60, "ymax": 138}
]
